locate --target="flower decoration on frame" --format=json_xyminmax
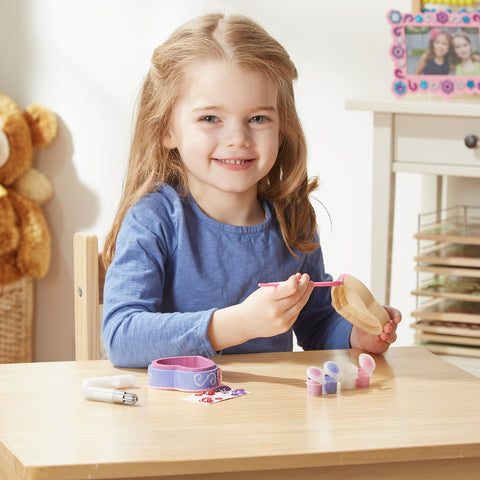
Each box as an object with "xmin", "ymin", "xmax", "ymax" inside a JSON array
[{"xmin": 387, "ymin": 9, "xmax": 480, "ymax": 97}]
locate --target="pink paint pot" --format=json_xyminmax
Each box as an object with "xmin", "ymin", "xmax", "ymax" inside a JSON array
[
  {"xmin": 355, "ymin": 353, "xmax": 376, "ymax": 388},
  {"xmin": 355, "ymin": 369, "xmax": 371, "ymax": 388},
  {"xmin": 306, "ymin": 379, "xmax": 323, "ymax": 396}
]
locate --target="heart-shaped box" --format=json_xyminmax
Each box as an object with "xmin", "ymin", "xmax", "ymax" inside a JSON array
[{"xmin": 148, "ymin": 356, "xmax": 221, "ymax": 392}]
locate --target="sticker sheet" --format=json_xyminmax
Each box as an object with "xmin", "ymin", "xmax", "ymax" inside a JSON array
[{"xmin": 182, "ymin": 386, "xmax": 250, "ymax": 404}]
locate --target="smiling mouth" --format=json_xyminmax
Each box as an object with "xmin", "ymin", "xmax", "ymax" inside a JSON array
[{"xmin": 214, "ymin": 158, "xmax": 254, "ymax": 165}]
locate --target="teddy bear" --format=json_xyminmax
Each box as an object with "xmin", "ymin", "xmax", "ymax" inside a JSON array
[{"xmin": 0, "ymin": 92, "xmax": 57, "ymax": 285}]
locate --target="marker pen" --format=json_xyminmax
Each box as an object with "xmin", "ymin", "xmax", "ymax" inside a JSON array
[
  {"xmin": 82, "ymin": 374, "xmax": 136, "ymax": 389},
  {"xmin": 82, "ymin": 385, "xmax": 138, "ymax": 405}
]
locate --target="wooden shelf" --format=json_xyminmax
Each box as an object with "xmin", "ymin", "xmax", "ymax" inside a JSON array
[
  {"xmin": 413, "ymin": 320, "xmax": 480, "ymax": 337},
  {"xmin": 414, "ymin": 244, "xmax": 480, "ymax": 268},
  {"xmin": 412, "ymin": 298, "xmax": 480, "ymax": 323},
  {"xmin": 415, "ymin": 265, "xmax": 480, "ymax": 278},
  {"xmin": 414, "ymin": 224, "xmax": 480, "ymax": 245},
  {"xmin": 412, "ymin": 206, "xmax": 480, "ymax": 357},
  {"xmin": 416, "ymin": 331, "xmax": 480, "ymax": 347},
  {"xmin": 417, "ymin": 341, "xmax": 480, "ymax": 357}
]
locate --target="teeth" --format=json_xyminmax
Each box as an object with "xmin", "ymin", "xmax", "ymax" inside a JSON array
[{"xmin": 216, "ymin": 158, "xmax": 248, "ymax": 165}]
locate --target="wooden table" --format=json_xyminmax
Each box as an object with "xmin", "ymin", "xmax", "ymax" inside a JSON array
[{"xmin": 1, "ymin": 347, "xmax": 480, "ymax": 480}]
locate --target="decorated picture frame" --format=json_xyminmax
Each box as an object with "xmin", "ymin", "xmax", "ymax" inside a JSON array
[{"xmin": 388, "ymin": 9, "xmax": 480, "ymax": 96}]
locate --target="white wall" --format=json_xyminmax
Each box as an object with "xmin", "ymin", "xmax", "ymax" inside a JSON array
[{"xmin": 0, "ymin": 0, "xmax": 421, "ymax": 361}]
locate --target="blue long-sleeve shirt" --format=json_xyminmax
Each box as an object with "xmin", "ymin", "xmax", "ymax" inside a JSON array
[{"xmin": 103, "ymin": 184, "xmax": 352, "ymax": 367}]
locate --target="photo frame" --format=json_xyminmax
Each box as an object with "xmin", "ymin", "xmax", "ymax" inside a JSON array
[{"xmin": 387, "ymin": 9, "xmax": 480, "ymax": 97}]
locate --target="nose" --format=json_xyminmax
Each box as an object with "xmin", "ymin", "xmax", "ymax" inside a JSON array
[{"xmin": 223, "ymin": 121, "xmax": 250, "ymax": 148}]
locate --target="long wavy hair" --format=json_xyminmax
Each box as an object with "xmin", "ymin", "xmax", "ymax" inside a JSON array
[
  {"xmin": 424, "ymin": 29, "xmax": 453, "ymax": 65},
  {"xmin": 103, "ymin": 13, "xmax": 319, "ymax": 268},
  {"xmin": 451, "ymin": 31, "xmax": 475, "ymax": 66}
]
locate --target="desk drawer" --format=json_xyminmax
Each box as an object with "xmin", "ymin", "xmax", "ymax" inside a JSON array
[{"xmin": 395, "ymin": 114, "xmax": 480, "ymax": 168}]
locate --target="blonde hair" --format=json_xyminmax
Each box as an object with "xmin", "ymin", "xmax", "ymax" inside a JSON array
[
  {"xmin": 452, "ymin": 31, "xmax": 474, "ymax": 65},
  {"xmin": 103, "ymin": 13, "xmax": 319, "ymax": 268}
]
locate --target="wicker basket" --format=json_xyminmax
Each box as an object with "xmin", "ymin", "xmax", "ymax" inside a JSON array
[{"xmin": 0, "ymin": 277, "xmax": 33, "ymax": 363}]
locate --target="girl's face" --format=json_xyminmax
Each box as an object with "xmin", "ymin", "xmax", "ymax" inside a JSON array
[
  {"xmin": 453, "ymin": 36, "xmax": 472, "ymax": 60},
  {"xmin": 164, "ymin": 60, "xmax": 279, "ymax": 204},
  {"xmin": 433, "ymin": 34, "xmax": 450, "ymax": 58}
]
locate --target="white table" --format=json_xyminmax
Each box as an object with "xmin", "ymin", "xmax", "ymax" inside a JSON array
[{"xmin": 346, "ymin": 93, "xmax": 480, "ymax": 304}]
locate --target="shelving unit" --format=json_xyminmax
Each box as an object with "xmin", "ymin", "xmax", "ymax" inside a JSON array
[{"xmin": 412, "ymin": 206, "xmax": 480, "ymax": 357}]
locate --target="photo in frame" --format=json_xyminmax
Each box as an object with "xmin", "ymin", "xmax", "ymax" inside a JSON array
[{"xmin": 388, "ymin": 9, "xmax": 480, "ymax": 96}]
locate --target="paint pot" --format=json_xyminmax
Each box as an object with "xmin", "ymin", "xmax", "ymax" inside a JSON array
[
  {"xmin": 339, "ymin": 362, "xmax": 358, "ymax": 390},
  {"xmin": 323, "ymin": 375, "xmax": 338, "ymax": 394},
  {"xmin": 323, "ymin": 361, "xmax": 341, "ymax": 394},
  {"xmin": 306, "ymin": 378, "xmax": 323, "ymax": 396},
  {"xmin": 306, "ymin": 366, "xmax": 324, "ymax": 396},
  {"xmin": 355, "ymin": 353, "xmax": 376, "ymax": 388}
]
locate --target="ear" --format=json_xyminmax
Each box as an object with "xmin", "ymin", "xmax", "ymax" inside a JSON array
[{"xmin": 24, "ymin": 103, "xmax": 57, "ymax": 148}]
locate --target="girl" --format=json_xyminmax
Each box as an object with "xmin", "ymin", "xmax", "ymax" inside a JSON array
[
  {"xmin": 452, "ymin": 31, "xmax": 480, "ymax": 75},
  {"xmin": 102, "ymin": 13, "xmax": 401, "ymax": 368},
  {"xmin": 415, "ymin": 28, "xmax": 452, "ymax": 75}
]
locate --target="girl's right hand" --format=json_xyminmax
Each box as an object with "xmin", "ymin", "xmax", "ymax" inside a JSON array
[
  {"xmin": 240, "ymin": 273, "xmax": 314, "ymax": 338},
  {"xmin": 208, "ymin": 273, "xmax": 314, "ymax": 351}
]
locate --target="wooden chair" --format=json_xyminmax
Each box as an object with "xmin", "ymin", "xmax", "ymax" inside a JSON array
[{"xmin": 73, "ymin": 233, "xmax": 106, "ymax": 360}]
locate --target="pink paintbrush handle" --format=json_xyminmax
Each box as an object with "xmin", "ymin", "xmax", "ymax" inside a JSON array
[{"xmin": 258, "ymin": 280, "xmax": 344, "ymax": 288}]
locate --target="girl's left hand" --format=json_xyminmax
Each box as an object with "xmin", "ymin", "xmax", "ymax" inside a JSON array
[{"xmin": 349, "ymin": 306, "xmax": 402, "ymax": 354}]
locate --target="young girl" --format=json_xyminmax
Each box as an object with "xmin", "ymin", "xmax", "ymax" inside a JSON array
[
  {"xmin": 102, "ymin": 13, "xmax": 401, "ymax": 368},
  {"xmin": 452, "ymin": 31, "xmax": 480, "ymax": 75},
  {"xmin": 415, "ymin": 28, "xmax": 452, "ymax": 75}
]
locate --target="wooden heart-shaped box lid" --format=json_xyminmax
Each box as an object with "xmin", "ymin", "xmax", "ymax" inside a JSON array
[{"xmin": 331, "ymin": 274, "xmax": 389, "ymax": 335}]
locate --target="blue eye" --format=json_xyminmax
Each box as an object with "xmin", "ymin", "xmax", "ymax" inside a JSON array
[
  {"xmin": 250, "ymin": 115, "xmax": 268, "ymax": 123},
  {"xmin": 201, "ymin": 115, "xmax": 218, "ymax": 122}
]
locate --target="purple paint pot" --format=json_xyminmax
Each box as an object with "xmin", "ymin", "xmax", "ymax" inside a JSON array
[
  {"xmin": 323, "ymin": 361, "xmax": 341, "ymax": 394},
  {"xmin": 323, "ymin": 374, "xmax": 338, "ymax": 394}
]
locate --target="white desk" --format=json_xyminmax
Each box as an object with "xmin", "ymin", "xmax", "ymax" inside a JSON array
[{"xmin": 346, "ymin": 93, "xmax": 480, "ymax": 304}]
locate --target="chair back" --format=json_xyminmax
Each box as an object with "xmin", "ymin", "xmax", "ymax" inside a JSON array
[{"xmin": 73, "ymin": 233, "xmax": 106, "ymax": 360}]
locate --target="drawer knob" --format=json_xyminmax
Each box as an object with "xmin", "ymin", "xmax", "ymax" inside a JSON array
[{"xmin": 464, "ymin": 134, "xmax": 478, "ymax": 149}]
